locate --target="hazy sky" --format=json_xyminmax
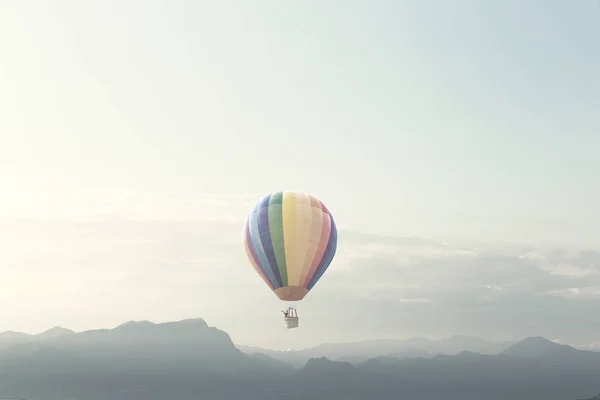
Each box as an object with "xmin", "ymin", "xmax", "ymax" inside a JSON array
[{"xmin": 1, "ymin": 1, "xmax": 599, "ymax": 349}]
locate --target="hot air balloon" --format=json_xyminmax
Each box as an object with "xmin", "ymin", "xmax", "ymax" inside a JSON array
[{"xmin": 243, "ymin": 191, "xmax": 338, "ymax": 329}]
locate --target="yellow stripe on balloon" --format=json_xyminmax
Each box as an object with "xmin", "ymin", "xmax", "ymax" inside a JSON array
[
  {"xmin": 282, "ymin": 191, "xmax": 298, "ymax": 285},
  {"xmin": 297, "ymin": 196, "xmax": 323, "ymax": 287},
  {"xmin": 289, "ymin": 193, "xmax": 312, "ymax": 286}
]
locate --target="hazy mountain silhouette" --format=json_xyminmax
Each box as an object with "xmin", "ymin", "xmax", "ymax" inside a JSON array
[
  {"xmin": 0, "ymin": 319, "xmax": 597, "ymax": 400},
  {"xmin": 37, "ymin": 326, "xmax": 76, "ymax": 339},
  {"xmin": 0, "ymin": 326, "xmax": 74, "ymax": 350},
  {"xmin": 0, "ymin": 330, "xmax": 29, "ymax": 344},
  {"xmin": 502, "ymin": 336, "xmax": 580, "ymax": 358},
  {"xmin": 239, "ymin": 334, "xmax": 514, "ymax": 367},
  {"xmin": 578, "ymin": 394, "xmax": 600, "ymax": 400}
]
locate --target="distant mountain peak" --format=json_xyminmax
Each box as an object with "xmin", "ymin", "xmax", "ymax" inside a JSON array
[
  {"xmin": 455, "ymin": 350, "xmax": 484, "ymax": 357},
  {"xmin": 447, "ymin": 334, "xmax": 482, "ymax": 340},
  {"xmin": 501, "ymin": 336, "xmax": 577, "ymax": 358},
  {"xmin": 114, "ymin": 318, "xmax": 208, "ymax": 331},
  {"xmin": 38, "ymin": 326, "xmax": 75, "ymax": 338},
  {"xmin": 515, "ymin": 336, "xmax": 566, "ymax": 348},
  {"xmin": 169, "ymin": 317, "xmax": 208, "ymax": 327},
  {"xmin": 0, "ymin": 330, "xmax": 29, "ymax": 339},
  {"xmin": 305, "ymin": 356, "xmax": 337, "ymax": 365},
  {"xmin": 116, "ymin": 320, "xmax": 155, "ymax": 329},
  {"xmin": 298, "ymin": 357, "xmax": 362, "ymax": 378},
  {"xmin": 522, "ymin": 336, "xmax": 554, "ymax": 342}
]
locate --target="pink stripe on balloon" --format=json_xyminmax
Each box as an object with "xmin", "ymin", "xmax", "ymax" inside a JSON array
[
  {"xmin": 309, "ymin": 195, "xmax": 321, "ymax": 210},
  {"xmin": 302, "ymin": 211, "xmax": 331, "ymax": 288}
]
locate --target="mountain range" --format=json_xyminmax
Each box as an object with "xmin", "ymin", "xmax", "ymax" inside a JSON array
[
  {"xmin": 0, "ymin": 319, "xmax": 598, "ymax": 400},
  {"xmin": 239, "ymin": 334, "xmax": 516, "ymax": 367}
]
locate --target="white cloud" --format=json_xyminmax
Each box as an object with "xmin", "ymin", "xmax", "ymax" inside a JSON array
[
  {"xmin": 308, "ymin": 235, "xmax": 600, "ymax": 345},
  {"xmin": 542, "ymin": 287, "xmax": 600, "ymax": 300},
  {"xmin": 332, "ymin": 234, "xmax": 479, "ymax": 274},
  {"xmin": 539, "ymin": 263, "xmax": 599, "ymax": 278},
  {"xmin": 581, "ymin": 341, "xmax": 600, "ymax": 350},
  {"xmin": 1, "ymin": 205, "xmax": 600, "ymax": 349},
  {"xmin": 396, "ymin": 298, "xmax": 434, "ymax": 304},
  {"xmin": 519, "ymin": 251, "xmax": 545, "ymax": 260},
  {"xmin": 0, "ymin": 189, "xmax": 256, "ymax": 223}
]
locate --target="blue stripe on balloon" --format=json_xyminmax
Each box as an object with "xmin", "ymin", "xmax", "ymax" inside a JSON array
[
  {"xmin": 257, "ymin": 194, "xmax": 283, "ymax": 288},
  {"xmin": 249, "ymin": 205, "xmax": 278, "ymax": 288},
  {"xmin": 244, "ymin": 218, "xmax": 274, "ymax": 289}
]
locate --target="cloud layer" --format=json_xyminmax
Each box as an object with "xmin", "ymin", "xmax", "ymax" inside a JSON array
[
  {"xmin": 0, "ymin": 193, "xmax": 599, "ymax": 350},
  {"xmin": 317, "ymin": 233, "xmax": 600, "ymax": 348}
]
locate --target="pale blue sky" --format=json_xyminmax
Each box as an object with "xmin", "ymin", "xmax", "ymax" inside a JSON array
[
  {"xmin": 2, "ymin": 0, "xmax": 599, "ymax": 243},
  {"xmin": 0, "ymin": 1, "xmax": 599, "ymax": 348}
]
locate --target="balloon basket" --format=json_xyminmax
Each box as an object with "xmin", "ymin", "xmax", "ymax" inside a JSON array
[
  {"xmin": 283, "ymin": 306, "xmax": 299, "ymax": 329},
  {"xmin": 283, "ymin": 317, "xmax": 299, "ymax": 329}
]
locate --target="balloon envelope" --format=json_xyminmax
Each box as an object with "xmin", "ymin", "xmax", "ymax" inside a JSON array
[{"xmin": 243, "ymin": 191, "xmax": 337, "ymax": 301}]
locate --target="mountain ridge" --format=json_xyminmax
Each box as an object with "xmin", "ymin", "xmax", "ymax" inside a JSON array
[
  {"xmin": 0, "ymin": 318, "xmax": 597, "ymax": 400},
  {"xmin": 578, "ymin": 394, "xmax": 600, "ymax": 400},
  {"xmin": 238, "ymin": 334, "xmax": 517, "ymax": 366}
]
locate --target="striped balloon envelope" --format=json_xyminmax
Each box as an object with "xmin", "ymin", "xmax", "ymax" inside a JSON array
[{"xmin": 243, "ymin": 191, "xmax": 338, "ymax": 301}]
